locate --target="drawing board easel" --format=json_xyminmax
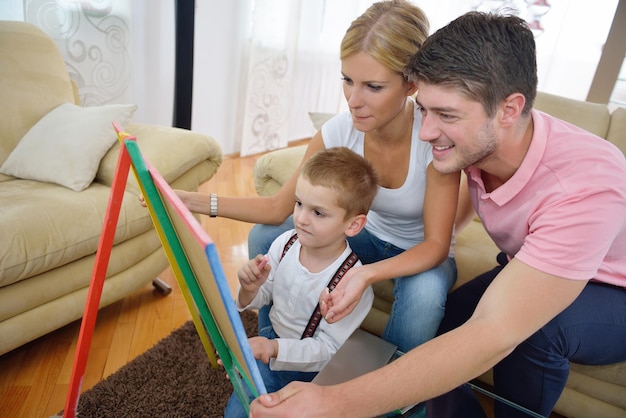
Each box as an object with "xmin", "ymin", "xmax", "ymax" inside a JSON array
[{"xmin": 63, "ymin": 124, "xmax": 266, "ymax": 418}]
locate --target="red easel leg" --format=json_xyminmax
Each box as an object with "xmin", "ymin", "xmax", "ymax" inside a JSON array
[{"xmin": 63, "ymin": 141, "xmax": 132, "ymax": 418}]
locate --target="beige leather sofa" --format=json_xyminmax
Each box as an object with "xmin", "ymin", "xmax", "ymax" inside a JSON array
[
  {"xmin": 253, "ymin": 92, "xmax": 626, "ymax": 417},
  {"xmin": 0, "ymin": 21, "xmax": 223, "ymax": 356}
]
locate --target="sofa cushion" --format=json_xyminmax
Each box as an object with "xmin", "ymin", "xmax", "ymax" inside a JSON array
[
  {"xmin": 0, "ymin": 180, "xmax": 152, "ymax": 287},
  {"xmin": 308, "ymin": 112, "xmax": 335, "ymax": 131},
  {"xmin": 0, "ymin": 21, "xmax": 76, "ymax": 168},
  {"xmin": 254, "ymin": 145, "xmax": 306, "ymax": 196},
  {"xmin": 96, "ymin": 123, "xmax": 223, "ymax": 195},
  {"xmin": 0, "ymin": 103, "xmax": 136, "ymax": 192}
]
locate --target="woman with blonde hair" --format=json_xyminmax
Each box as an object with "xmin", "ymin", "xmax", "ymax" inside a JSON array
[{"xmin": 177, "ymin": 0, "xmax": 461, "ymax": 354}]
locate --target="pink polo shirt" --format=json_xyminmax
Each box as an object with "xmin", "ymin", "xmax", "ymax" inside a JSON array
[{"xmin": 466, "ymin": 109, "xmax": 626, "ymax": 287}]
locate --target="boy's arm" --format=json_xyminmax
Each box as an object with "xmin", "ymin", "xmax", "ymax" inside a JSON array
[{"xmin": 270, "ymin": 286, "xmax": 374, "ymax": 372}]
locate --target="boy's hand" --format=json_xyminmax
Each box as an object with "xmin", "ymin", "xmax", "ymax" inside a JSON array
[
  {"xmin": 248, "ymin": 336, "xmax": 278, "ymax": 364},
  {"xmin": 238, "ymin": 255, "xmax": 271, "ymax": 293}
]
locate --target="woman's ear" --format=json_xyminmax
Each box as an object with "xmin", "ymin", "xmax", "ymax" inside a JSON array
[{"xmin": 345, "ymin": 214, "xmax": 367, "ymax": 237}]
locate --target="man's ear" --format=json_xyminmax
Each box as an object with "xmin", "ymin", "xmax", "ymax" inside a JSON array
[
  {"xmin": 500, "ymin": 92, "xmax": 525, "ymax": 127},
  {"xmin": 406, "ymin": 80, "xmax": 418, "ymax": 97},
  {"xmin": 345, "ymin": 214, "xmax": 367, "ymax": 237}
]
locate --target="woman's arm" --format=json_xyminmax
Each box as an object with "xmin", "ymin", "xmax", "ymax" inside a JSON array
[
  {"xmin": 364, "ymin": 163, "xmax": 460, "ymax": 280},
  {"xmin": 177, "ymin": 133, "xmax": 327, "ymax": 225},
  {"xmin": 321, "ymin": 164, "xmax": 460, "ymax": 322}
]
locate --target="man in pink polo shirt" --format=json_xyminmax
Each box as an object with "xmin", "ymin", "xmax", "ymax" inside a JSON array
[
  {"xmin": 409, "ymin": 12, "xmax": 626, "ymax": 418},
  {"xmin": 249, "ymin": 11, "xmax": 626, "ymax": 418}
]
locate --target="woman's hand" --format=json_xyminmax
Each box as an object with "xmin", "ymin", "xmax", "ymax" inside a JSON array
[{"xmin": 320, "ymin": 265, "xmax": 371, "ymax": 323}]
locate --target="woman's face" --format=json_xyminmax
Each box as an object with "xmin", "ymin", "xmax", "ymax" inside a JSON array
[{"xmin": 341, "ymin": 52, "xmax": 416, "ymax": 132}]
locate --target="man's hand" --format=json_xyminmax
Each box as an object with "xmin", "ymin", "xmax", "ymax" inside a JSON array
[
  {"xmin": 248, "ymin": 336, "xmax": 278, "ymax": 364},
  {"xmin": 320, "ymin": 265, "xmax": 370, "ymax": 323},
  {"xmin": 250, "ymin": 381, "xmax": 336, "ymax": 418}
]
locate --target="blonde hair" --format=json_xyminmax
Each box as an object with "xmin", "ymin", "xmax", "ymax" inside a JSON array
[
  {"xmin": 301, "ymin": 147, "xmax": 379, "ymax": 219},
  {"xmin": 340, "ymin": 0, "xmax": 429, "ymax": 74}
]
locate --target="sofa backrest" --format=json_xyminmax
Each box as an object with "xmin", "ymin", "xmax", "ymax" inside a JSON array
[
  {"xmin": 607, "ymin": 107, "xmax": 626, "ymax": 155},
  {"xmin": 534, "ymin": 91, "xmax": 611, "ymax": 139},
  {"xmin": 0, "ymin": 21, "xmax": 75, "ymax": 170}
]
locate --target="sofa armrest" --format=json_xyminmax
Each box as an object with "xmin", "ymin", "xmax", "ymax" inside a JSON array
[
  {"xmin": 607, "ymin": 107, "xmax": 626, "ymax": 153},
  {"xmin": 254, "ymin": 145, "xmax": 306, "ymax": 196},
  {"xmin": 96, "ymin": 123, "xmax": 223, "ymax": 193}
]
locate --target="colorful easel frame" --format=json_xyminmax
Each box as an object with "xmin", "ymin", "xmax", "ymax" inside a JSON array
[{"xmin": 63, "ymin": 124, "xmax": 265, "ymax": 418}]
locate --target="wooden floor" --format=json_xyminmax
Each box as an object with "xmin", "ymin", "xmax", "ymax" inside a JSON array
[{"xmin": 0, "ymin": 148, "xmax": 564, "ymax": 418}]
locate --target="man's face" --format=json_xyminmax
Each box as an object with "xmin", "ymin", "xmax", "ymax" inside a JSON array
[{"xmin": 416, "ymin": 83, "xmax": 498, "ymax": 174}]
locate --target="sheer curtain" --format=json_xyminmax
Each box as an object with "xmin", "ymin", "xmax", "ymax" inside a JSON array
[
  {"xmin": 238, "ymin": 0, "xmax": 619, "ymax": 156},
  {"xmin": 23, "ymin": 0, "xmax": 133, "ymax": 106},
  {"xmin": 238, "ymin": 0, "xmax": 374, "ymax": 156}
]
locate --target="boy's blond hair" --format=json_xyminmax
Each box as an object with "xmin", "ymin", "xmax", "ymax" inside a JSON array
[{"xmin": 301, "ymin": 147, "xmax": 378, "ymax": 219}]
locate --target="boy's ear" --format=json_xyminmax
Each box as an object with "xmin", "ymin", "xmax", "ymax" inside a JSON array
[{"xmin": 344, "ymin": 214, "xmax": 367, "ymax": 237}]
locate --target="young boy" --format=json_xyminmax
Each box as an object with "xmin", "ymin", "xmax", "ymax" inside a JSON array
[{"xmin": 224, "ymin": 147, "xmax": 379, "ymax": 417}]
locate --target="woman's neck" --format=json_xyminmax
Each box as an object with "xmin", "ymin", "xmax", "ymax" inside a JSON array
[{"xmin": 367, "ymin": 98, "xmax": 414, "ymax": 146}]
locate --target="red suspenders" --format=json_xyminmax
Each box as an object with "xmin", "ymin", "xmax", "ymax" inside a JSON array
[{"xmin": 279, "ymin": 233, "xmax": 358, "ymax": 339}]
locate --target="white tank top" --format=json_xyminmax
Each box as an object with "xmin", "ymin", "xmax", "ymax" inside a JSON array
[{"xmin": 322, "ymin": 98, "xmax": 453, "ymax": 255}]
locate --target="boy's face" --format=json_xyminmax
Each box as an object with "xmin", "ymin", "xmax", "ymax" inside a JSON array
[
  {"xmin": 416, "ymin": 83, "xmax": 498, "ymax": 174},
  {"xmin": 293, "ymin": 176, "xmax": 353, "ymax": 250}
]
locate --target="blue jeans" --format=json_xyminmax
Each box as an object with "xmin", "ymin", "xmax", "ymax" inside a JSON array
[
  {"xmin": 248, "ymin": 216, "xmax": 458, "ymax": 353},
  {"xmin": 224, "ymin": 326, "xmax": 318, "ymax": 418},
  {"xmin": 427, "ymin": 253, "xmax": 626, "ymax": 418}
]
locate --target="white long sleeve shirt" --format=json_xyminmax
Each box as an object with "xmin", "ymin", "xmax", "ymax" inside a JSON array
[{"xmin": 236, "ymin": 230, "xmax": 374, "ymax": 372}]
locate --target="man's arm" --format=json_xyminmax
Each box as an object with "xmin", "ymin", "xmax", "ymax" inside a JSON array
[{"xmin": 251, "ymin": 259, "xmax": 587, "ymax": 417}]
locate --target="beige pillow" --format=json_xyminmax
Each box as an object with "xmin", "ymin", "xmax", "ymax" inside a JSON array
[
  {"xmin": 308, "ymin": 112, "xmax": 336, "ymax": 131},
  {"xmin": 0, "ymin": 103, "xmax": 137, "ymax": 191}
]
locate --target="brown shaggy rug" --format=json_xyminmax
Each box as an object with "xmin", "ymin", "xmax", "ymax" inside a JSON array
[{"xmin": 70, "ymin": 310, "xmax": 258, "ymax": 418}]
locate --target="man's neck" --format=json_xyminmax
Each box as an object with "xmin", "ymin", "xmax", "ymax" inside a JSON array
[{"xmin": 479, "ymin": 116, "xmax": 534, "ymax": 192}]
